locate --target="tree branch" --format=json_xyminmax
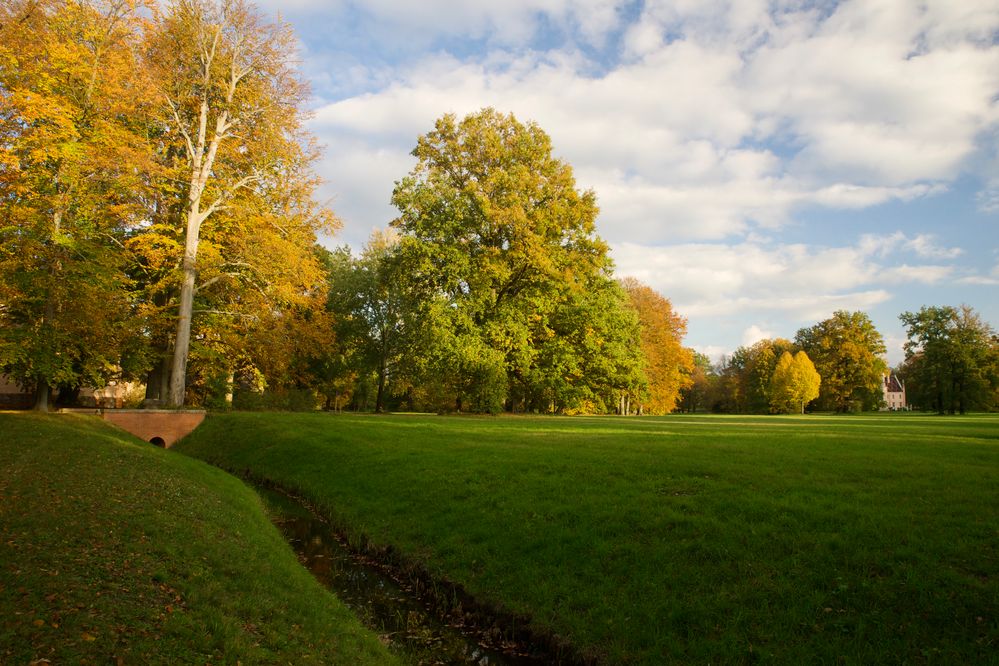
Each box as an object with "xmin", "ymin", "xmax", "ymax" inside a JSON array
[
  {"xmin": 192, "ymin": 309, "xmax": 259, "ymax": 320},
  {"xmin": 164, "ymin": 95, "xmax": 195, "ymax": 159}
]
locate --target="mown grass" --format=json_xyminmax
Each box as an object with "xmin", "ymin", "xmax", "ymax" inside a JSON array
[
  {"xmin": 0, "ymin": 412, "xmax": 396, "ymax": 665},
  {"xmin": 177, "ymin": 412, "xmax": 999, "ymax": 664}
]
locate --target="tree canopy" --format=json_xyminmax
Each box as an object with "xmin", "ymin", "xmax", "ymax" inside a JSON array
[
  {"xmin": 0, "ymin": 0, "xmax": 153, "ymax": 409},
  {"xmin": 0, "ymin": 0, "xmax": 334, "ymax": 410},
  {"xmin": 619, "ymin": 278, "xmax": 693, "ymax": 414},
  {"xmin": 899, "ymin": 305, "xmax": 998, "ymax": 414},
  {"xmin": 769, "ymin": 351, "xmax": 821, "ymax": 414},
  {"xmin": 795, "ymin": 311, "xmax": 887, "ymax": 412},
  {"xmin": 387, "ymin": 108, "xmax": 645, "ymax": 414}
]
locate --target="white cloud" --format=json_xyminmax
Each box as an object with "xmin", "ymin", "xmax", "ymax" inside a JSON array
[
  {"xmin": 279, "ymin": 0, "xmax": 999, "ymax": 359},
  {"xmin": 858, "ymin": 232, "xmax": 963, "ymax": 260},
  {"xmin": 880, "ymin": 265, "xmax": 954, "ymax": 285},
  {"xmin": 301, "ymin": 0, "xmax": 999, "ymax": 248},
  {"xmin": 610, "ymin": 231, "xmax": 964, "ymax": 324},
  {"xmin": 956, "ymin": 260, "xmax": 999, "ymax": 286},
  {"xmin": 742, "ymin": 324, "xmax": 774, "ymax": 346},
  {"xmin": 690, "ymin": 344, "xmax": 728, "ymax": 365}
]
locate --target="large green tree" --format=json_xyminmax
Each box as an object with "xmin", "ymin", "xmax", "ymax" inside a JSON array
[
  {"xmin": 795, "ymin": 311, "xmax": 887, "ymax": 412},
  {"xmin": 899, "ymin": 305, "xmax": 998, "ymax": 414},
  {"xmin": 390, "ymin": 108, "xmax": 637, "ymax": 413}
]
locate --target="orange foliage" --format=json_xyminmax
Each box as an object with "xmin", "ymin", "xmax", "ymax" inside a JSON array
[{"xmin": 619, "ymin": 277, "xmax": 694, "ymax": 414}]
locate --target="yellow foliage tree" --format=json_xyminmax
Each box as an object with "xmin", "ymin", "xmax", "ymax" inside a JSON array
[
  {"xmin": 143, "ymin": 0, "xmax": 336, "ymax": 406},
  {"xmin": 769, "ymin": 351, "xmax": 821, "ymax": 414},
  {"xmin": 0, "ymin": 0, "xmax": 155, "ymax": 409}
]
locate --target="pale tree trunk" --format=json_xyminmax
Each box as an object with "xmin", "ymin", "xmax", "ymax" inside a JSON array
[
  {"xmin": 165, "ymin": 41, "xmax": 242, "ymax": 406},
  {"xmin": 168, "ymin": 211, "xmax": 201, "ymax": 406}
]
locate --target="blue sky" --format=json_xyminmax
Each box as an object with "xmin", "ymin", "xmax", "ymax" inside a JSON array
[{"xmin": 260, "ymin": 0, "xmax": 998, "ymax": 365}]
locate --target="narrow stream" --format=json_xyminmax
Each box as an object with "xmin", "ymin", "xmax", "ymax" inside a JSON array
[{"xmin": 257, "ymin": 486, "xmax": 549, "ymax": 665}]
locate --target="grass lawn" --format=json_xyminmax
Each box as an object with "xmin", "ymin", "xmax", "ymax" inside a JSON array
[
  {"xmin": 0, "ymin": 412, "xmax": 396, "ymax": 665},
  {"xmin": 177, "ymin": 412, "xmax": 999, "ymax": 664}
]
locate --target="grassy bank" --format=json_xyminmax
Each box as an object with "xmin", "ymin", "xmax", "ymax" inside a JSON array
[
  {"xmin": 0, "ymin": 412, "xmax": 396, "ymax": 665},
  {"xmin": 177, "ymin": 412, "xmax": 999, "ymax": 664}
]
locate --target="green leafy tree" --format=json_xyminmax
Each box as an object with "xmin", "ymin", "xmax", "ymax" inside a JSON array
[
  {"xmin": 795, "ymin": 311, "xmax": 887, "ymax": 412},
  {"xmin": 899, "ymin": 305, "xmax": 998, "ymax": 414},
  {"xmin": 390, "ymin": 108, "xmax": 632, "ymax": 413},
  {"xmin": 769, "ymin": 351, "xmax": 821, "ymax": 414},
  {"xmin": 679, "ymin": 351, "xmax": 716, "ymax": 413},
  {"xmin": 325, "ymin": 232, "xmax": 413, "ymax": 413}
]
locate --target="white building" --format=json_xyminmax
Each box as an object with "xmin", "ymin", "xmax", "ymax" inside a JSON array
[{"xmin": 882, "ymin": 374, "xmax": 907, "ymax": 411}]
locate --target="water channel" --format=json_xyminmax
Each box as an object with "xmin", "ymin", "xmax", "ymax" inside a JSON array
[{"xmin": 257, "ymin": 486, "xmax": 551, "ymax": 665}]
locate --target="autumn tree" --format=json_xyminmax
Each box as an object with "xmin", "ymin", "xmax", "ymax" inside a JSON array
[
  {"xmin": 619, "ymin": 278, "xmax": 693, "ymax": 414},
  {"xmin": 678, "ymin": 351, "xmax": 715, "ymax": 413},
  {"xmin": 147, "ymin": 0, "xmax": 319, "ymax": 406},
  {"xmin": 390, "ymin": 108, "xmax": 636, "ymax": 413},
  {"xmin": 795, "ymin": 311, "xmax": 887, "ymax": 412},
  {"xmin": 769, "ymin": 351, "xmax": 821, "ymax": 414},
  {"xmin": 718, "ymin": 338, "xmax": 796, "ymax": 413},
  {"xmin": 0, "ymin": 0, "xmax": 154, "ymax": 409},
  {"xmin": 899, "ymin": 305, "xmax": 998, "ymax": 414}
]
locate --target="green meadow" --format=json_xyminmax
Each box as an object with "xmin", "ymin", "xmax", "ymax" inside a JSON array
[
  {"xmin": 0, "ymin": 413, "xmax": 395, "ymax": 665},
  {"xmin": 177, "ymin": 412, "xmax": 999, "ymax": 664}
]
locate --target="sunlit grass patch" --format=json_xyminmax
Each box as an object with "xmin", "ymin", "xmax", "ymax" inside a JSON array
[{"xmin": 178, "ymin": 412, "xmax": 999, "ymax": 664}]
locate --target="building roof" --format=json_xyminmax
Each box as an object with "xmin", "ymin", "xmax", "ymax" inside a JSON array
[{"xmin": 885, "ymin": 374, "xmax": 904, "ymax": 393}]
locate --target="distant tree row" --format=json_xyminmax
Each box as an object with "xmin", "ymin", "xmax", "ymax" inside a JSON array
[{"xmin": 679, "ymin": 309, "xmax": 998, "ymax": 414}]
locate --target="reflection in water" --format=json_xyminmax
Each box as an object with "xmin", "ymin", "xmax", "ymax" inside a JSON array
[{"xmin": 258, "ymin": 487, "xmax": 546, "ymax": 665}]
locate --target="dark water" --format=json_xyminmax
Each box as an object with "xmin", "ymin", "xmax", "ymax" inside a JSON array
[{"xmin": 257, "ymin": 487, "xmax": 547, "ymax": 665}]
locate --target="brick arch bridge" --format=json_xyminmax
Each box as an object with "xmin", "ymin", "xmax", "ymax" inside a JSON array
[{"xmin": 98, "ymin": 409, "xmax": 206, "ymax": 448}]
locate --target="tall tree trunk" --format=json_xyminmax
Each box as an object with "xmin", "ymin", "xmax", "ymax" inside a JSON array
[
  {"xmin": 168, "ymin": 233, "xmax": 198, "ymax": 406},
  {"xmin": 145, "ymin": 346, "xmax": 172, "ymax": 403},
  {"xmin": 375, "ymin": 331, "xmax": 389, "ymax": 413},
  {"xmin": 375, "ymin": 360, "xmax": 387, "ymax": 413},
  {"xmin": 33, "ymin": 379, "xmax": 50, "ymax": 412}
]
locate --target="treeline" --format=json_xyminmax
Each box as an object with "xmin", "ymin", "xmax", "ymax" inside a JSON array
[
  {"xmin": 3, "ymin": 1, "xmax": 996, "ymax": 416},
  {"xmin": 680, "ymin": 309, "xmax": 999, "ymax": 414},
  {"xmin": 0, "ymin": 0, "xmax": 693, "ymax": 414},
  {"xmin": 267, "ymin": 110, "xmax": 697, "ymax": 415}
]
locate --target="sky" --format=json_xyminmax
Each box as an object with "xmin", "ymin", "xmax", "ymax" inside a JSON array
[{"xmin": 259, "ymin": 0, "xmax": 998, "ymax": 366}]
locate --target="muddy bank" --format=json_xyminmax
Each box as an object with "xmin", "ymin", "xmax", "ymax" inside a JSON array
[{"xmin": 255, "ymin": 482, "xmax": 591, "ymax": 664}]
